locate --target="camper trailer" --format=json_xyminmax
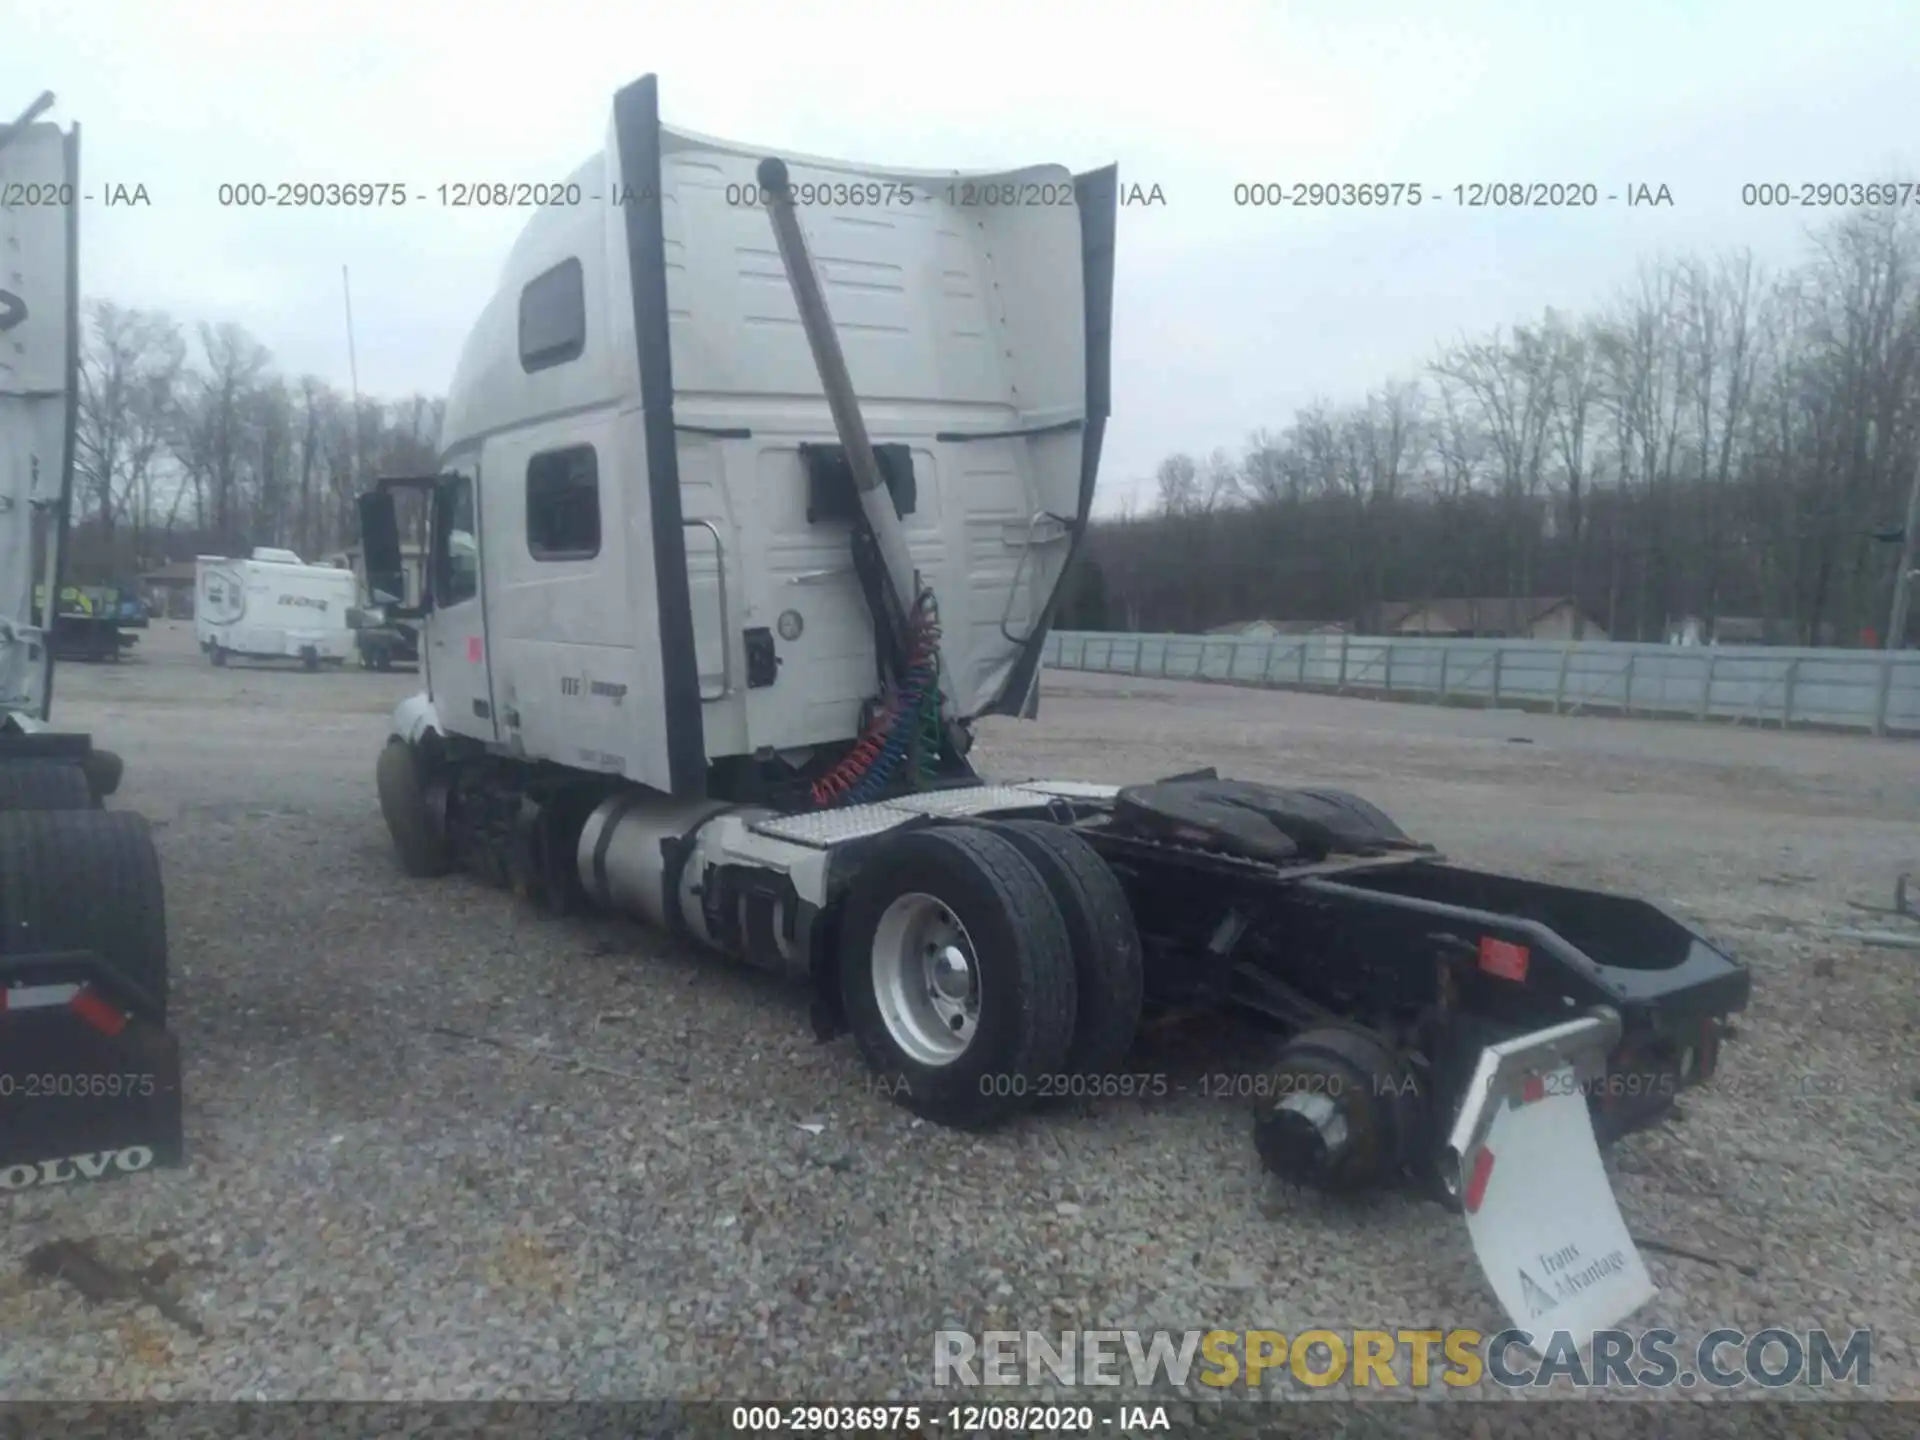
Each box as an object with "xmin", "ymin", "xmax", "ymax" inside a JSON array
[{"xmin": 195, "ymin": 548, "xmax": 357, "ymax": 670}]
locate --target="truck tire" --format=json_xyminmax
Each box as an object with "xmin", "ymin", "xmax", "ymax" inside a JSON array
[
  {"xmin": 0, "ymin": 809, "xmax": 168, "ymax": 1023},
  {"xmin": 0, "ymin": 759, "xmax": 97, "ymax": 811},
  {"xmin": 301, "ymin": 647, "xmax": 319, "ymax": 672},
  {"xmin": 376, "ymin": 739, "xmax": 452, "ymax": 878},
  {"xmin": 839, "ymin": 825, "xmax": 1077, "ymax": 1127},
  {"xmin": 985, "ymin": 819, "xmax": 1143, "ymax": 1081},
  {"xmin": 210, "ymin": 644, "xmax": 227, "ymax": 667}
]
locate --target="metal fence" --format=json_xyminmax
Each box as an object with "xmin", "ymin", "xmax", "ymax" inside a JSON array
[{"xmin": 1041, "ymin": 630, "xmax": 1920, "ymax": 736}]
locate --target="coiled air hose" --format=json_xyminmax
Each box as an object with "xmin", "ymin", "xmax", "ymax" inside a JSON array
[{"xmin": 809, "ymin": 591, "xmax": 944, "ymax": 808}]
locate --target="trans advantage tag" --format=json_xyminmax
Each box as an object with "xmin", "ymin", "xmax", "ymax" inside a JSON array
[{"xmin": 1461, "ymin": 1065, "xmax": 1655, "ymax": 1350}]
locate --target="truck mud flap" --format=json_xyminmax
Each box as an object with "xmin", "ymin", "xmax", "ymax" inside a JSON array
[
  {"xmin": 0, "ymin": 955, "xmax": 183, "ymax": 1194},
  {"xmin": 1441, "ymin": 1011, "xmax": 1655, "ymax": 1349}
]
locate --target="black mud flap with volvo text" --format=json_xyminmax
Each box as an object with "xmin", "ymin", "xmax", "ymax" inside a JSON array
[{"xmin": 1, "ymin": 955, "xmax": 183, "ymax": 1193}]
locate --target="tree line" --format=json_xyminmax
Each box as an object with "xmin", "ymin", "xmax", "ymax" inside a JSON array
[
  {"xmin": 68, "ymin": 303, "xmax": 442, "ymax": 581},
  {"xmin": 1069, "ymin": 207, "xmax": 1920, "ymax": 647},
  {"xmin": 70, "ymin": 205, "xmax": 1920, "ymax": 648}
]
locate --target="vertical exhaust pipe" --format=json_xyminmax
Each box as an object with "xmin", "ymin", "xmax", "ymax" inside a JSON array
[{"xmin": 756, "ymin": 156, "xmax": 930, "ymax": 682}]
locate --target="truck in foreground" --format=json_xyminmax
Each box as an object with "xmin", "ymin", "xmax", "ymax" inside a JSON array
[
  {"xmin": 0, "ymin": 93, "xmax": 181, "ymax": 1195},
  {"xmin": 359, "ymin": 75, "xmax": 1750, "ymax": 1345}
]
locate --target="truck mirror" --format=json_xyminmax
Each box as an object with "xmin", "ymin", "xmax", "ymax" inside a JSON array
[{"xmin": 357, "ymin": 490, "xmax": 409, "ymax": 607}]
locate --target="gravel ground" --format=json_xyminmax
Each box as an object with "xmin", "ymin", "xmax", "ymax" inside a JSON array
[{"xmin": 1, "ymin": 621, "xmax": 1916, "ymax": 1410}]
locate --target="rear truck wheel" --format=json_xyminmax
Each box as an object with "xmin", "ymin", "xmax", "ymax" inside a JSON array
[
  {"xmin": 209, "ymin": 644, "xmax": 227, "ymax": 667},
  {"xmin": 301, "ymin": 647, "xmax": 320, "ymax": 672},
  {"xmin": 984, "ymin": 819, "xmax": 1144, "ymax": 1080},
  {"xmin": 839, "ymin": 825, "xmax": 1077, "ymax": 1127},
  {"xmin": 0, "ymin": 809, "xmax": 169, "ymax": 1022},
  {"xmin": 0, "ymin": 758, "xmax": 97, "ymax": 811},
  {"xmin": 375, "ymin": 739, "xmax": 453, "ymax": 878},
  {"xmin": 1253, "ymin": 1025, "xmax": 1428, "ymax": 1196}
]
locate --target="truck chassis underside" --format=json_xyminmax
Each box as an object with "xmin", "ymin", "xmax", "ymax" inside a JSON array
[{"xmin": 388, "ymin": 741, "xmax": 1749, "ymax": 1204}]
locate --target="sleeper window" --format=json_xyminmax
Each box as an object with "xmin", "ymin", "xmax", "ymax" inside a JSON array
[
  {"xmin": 518, "ymin": 258, "xmax": 585, "ymax": 372},
  {"xmin": 527, "ymin": 446, "xmax": 601, "ymax": 562}
]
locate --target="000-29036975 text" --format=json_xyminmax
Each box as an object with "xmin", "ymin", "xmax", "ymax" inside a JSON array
[
  {"xmin": 1740, "ymin": 181, "xmax": 1920, "ymax": 207},
  {"xmin": 0, "ymin": 1071, "xmax": 157, "ymax": 1100},
  {"xmin": 729, "ymin": 1405, "xmax": 924, "ymax": 1432},
  {"xmin": 975, "ymin": 1072, "xmax": 1169, "ymax": 1100}
]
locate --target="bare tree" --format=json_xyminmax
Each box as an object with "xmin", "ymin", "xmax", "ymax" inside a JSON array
[
  {"xmin": 1544, "ymin": 312, "xmax": 1599, "ymax": 636},
  {"xmin": 75, "ymin": 302, "xmax": 186, "ymax": 550},
  {"xmin": 1154, "ymin": 453, "xmax": 1200, "ymax": 516},
  {"xmin": 1679, "ymin": 250, "xmax": 1761, "ymax": 628},
  {"xmin": 1431, "ymin": 323, "xmax": 1556, "ymax": 597}
]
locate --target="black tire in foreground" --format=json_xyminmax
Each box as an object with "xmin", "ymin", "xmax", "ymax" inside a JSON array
[
  {"xmin": 0, "ymin": 758, "xmax": 98, "ymax": 812},
  {"xmin": 985, "ymin": 819, "xmax": 1144, "ymax": 1081},
  {"xmin": 0, "ymin": 809, "xmax": 169, "ymax": 1022},
  {"xmin": 839, "ymin": 825, "xmax": 1077, "ymax": 1127},
  {"xmin": 375, "ymin": 739, "xmax": 453, "ymax": 878}
]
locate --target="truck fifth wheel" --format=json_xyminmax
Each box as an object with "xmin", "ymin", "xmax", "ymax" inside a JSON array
[{"xmin": 360, "ymin": 75, "xmax": 1750, "ymax": 1343}]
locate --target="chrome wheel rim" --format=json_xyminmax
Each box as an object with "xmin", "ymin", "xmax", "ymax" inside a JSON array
[{"xmin": 871, "ymin": 891, "xmax": 981, "ymax": 1066}]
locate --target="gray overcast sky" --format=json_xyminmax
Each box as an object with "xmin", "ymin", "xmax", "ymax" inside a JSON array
[{"xmin": 11, "ymin": 0, "xmax": 1919, "ymax": 514}]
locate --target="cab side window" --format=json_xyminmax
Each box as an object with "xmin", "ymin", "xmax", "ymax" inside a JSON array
[
  {"xmin": 526, "ymin": 445, "xmax": 600, "ymax": 561},
  {"xmin": 436, "ymin": 474, "xmax": 480, "ymax": 607}
]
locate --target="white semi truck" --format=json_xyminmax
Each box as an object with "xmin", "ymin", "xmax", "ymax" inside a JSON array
[
  {"xmin": 360, "ymin": 76, "xmax": 1750, "ymax": 1342},
  {"xmin": 0, "ymin": 93, "xmax": 180, "ymax": 1194}
]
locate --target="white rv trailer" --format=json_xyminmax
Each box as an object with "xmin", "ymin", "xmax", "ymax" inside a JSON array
[{"xmin": 195, "ymin": 548, "xmax": 357, "ymax": 669}]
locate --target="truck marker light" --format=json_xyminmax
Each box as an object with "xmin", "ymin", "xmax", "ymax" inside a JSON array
[
  {"xmin": 0, "ymin": 982, "xmax": 82, "ymax": 1013},
  {"xmin": 1463, "ymin": 1145, "xmax": 1495, "ymax": 1213},
  {"xmin": 1478, "ymin": 936, "xmax": 1530, "ymax": 982},
  {"xmin": 69, "ymin": 986, "xmax": 127, "ymax": 1036},
  {"xmin": 1520, "ymin": 1074, "xmax": 1546, "ymax": 1105}
]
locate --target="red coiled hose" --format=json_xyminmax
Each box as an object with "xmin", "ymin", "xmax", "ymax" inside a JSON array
[{"xmin": 809, "ymin": 593, "xmax": 941, "ymax": 807}]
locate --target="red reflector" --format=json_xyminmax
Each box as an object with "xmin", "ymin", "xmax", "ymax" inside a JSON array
[
  {"xmin": 1464, "ymin": 1146, "xmax": 1495, "ymax": 1214},
  {"xmin": 1478, "ymin": 936, "xmax": 1530, "ymax": 982},
  {"xmin": 1521, "ymin": 1073, "xmax": 1546, "ymax": 1105},
  {"xmin": 68, "ymin": 987, "xmax": 127, "ymax": 1037}
]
